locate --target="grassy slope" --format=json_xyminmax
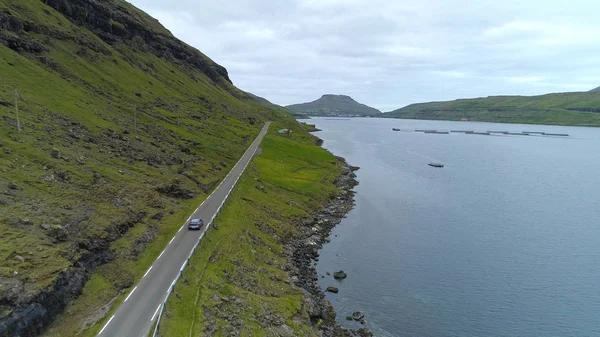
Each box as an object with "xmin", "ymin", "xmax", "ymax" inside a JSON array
[
  {"xmin": 384, "ymin": 92, "xmax": 600, "ymax": 126},
  {"xmin": 160, "ymin": 125, "xmax": 343, "ymax": 337},
  {"xmin": 0, "ymin": 0, "xmax": 299, "ymax": 335}
]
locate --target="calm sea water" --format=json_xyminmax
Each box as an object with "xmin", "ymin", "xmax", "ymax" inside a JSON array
[{"xmin": 312, "ymin": 118, "xmax": 600, "ymax": 337}]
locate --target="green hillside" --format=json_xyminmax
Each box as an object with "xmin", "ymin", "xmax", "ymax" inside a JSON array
[
  {"xmin": 0, "ymin": 0, "xmax": 298, "ymax": 335},
  {"xmin": 383, "ymin": 92, "xmax": 600, "ymax": 126},
  {"xmin": 286, "ymin": 94, "xmax": 381, "ymax": 117}
]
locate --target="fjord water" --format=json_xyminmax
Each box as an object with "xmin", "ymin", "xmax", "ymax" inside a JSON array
[{"xmin": 312, "ymin": 118, "xmax": 600, "ymax": 337}]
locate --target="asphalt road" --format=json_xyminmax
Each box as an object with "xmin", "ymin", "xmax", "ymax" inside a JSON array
[{"xmin": 97, "ymin": 122, "xmax": 271, "ymax": 337}]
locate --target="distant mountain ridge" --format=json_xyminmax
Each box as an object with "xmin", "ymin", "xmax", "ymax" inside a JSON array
[
  {"xmin": 382, "ymin": 89, "xmax": 600, "ymax": 127},
  {"xmin": 286, "ymin": 94, "xmax": 381, "ymax": 117}
]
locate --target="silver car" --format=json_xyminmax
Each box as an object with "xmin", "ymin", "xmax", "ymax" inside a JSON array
[{"xmin": 188, "ymin": 218, "xmax": 204, "ymax": 230}]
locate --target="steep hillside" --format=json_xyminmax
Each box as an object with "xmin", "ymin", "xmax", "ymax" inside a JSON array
[
  {"xmin": 383, "ymin": 92, "xmax": 600, "ymax": 126},
  {"xmin": 247, "ymin": 91, "xmax": 293, "ymax": 116},
  {"xmin": 0, "ymin": 0, "xmax": 295, "ymax": 336},
  {"xmin": 589, "ymin": 86, "xmax": 600, "ymax": 93},
  {"xmin": 286, "ymin": 94, "xmax": 381, "ymax": 117}
]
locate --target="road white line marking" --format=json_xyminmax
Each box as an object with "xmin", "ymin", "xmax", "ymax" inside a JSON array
[
  {"xmin": 157, "ymin": 250, "xmax": 165, "ymax": 260},
  {"xmin": 180, "ymin": 261, "xmax": 187, "ymax": 272},
  {"xmin": 151, "ymin": 304, "xmax": 162, "ymax": 322},
  {"xmin": 143, "ymin": 266, "xmax": 153, "ymax": 278},
  {"xmin": 178, "ymin": 226, "xmax": 183, "ymax": 233},
  {"xmin": 99, "ymin": 315, "xmax": 115, "ymax": 335},
  {"xmin": 124, "ymin": 286, "xmax": 138, "ymax": 302},
  {"xmin": 168, "ymin": 237, "xmax": 175, "ymax": 245}
]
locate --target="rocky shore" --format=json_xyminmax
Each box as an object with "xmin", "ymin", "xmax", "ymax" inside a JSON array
[{"xmin": 287, "ymin": 155, "xmax": 373, "ymax": 337}]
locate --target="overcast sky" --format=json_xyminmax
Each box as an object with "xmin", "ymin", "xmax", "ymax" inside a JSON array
[{"xmin": 129, "ymin": 0, "xmax": 600, "ymax": 111}]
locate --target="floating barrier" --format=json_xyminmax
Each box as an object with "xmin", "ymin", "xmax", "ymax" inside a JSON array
[
  {"xmin": 397, "ymin": 129, "xmax": 569, "ymax": 137},
  {"xmin": 544, "ymin": 133, "xmax": 569, "ymax": 136}
]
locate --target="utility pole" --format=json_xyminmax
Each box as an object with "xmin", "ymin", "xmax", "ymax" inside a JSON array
[{"xmin": 14, "ymin": 88, "xmax": 21, "ymax": 133}]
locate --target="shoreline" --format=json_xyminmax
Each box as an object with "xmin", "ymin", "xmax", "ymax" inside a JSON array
[{"xmin": 287, "ymin": 154, "xmax": 372, "ymax": 337}]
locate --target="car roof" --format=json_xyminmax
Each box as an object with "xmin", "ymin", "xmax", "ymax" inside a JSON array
[{"xmin": 190, "ymin": 218, "xmax": 202, "ymax": 223}]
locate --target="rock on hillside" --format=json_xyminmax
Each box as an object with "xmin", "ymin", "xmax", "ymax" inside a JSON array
[{"xmin": 286, "ymin": 94, "xmax": 381, "ymax": 117}]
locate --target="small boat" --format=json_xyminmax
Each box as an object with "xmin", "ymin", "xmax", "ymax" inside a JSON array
[
  {"xmin": 392, "ymin": 128, "xmax": 400, "ymax": 131},
  {"xmin": 428, "ymin": 163, "xmax": 444, "ymax": 168}
]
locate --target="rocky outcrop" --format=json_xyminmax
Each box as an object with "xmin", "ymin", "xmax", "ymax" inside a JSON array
[
  {"xmin": 2, "ymin": 0, "xmax": 246, "ymax": 99},
  {"xmin": 41, "ymin": 0, "xmax": 232, "ymax": 86},
  {"xmin": 326, "ymin": 286, "xmax": 339, "ymax": 294},
  {"xmin": 156, "ymin": 180, "xmax": 197, "ymax": 199},
  {"xmin": 0, "ymin": 212, "xmax": 146, "ymax": 337},
  {"xmin": 0, "ymin": 248, "xmax": 109, "ymax": 336},
  {"xmin": 351, "ymin": 311, "xmax": 365, "ymax": 321},
  {"xmin": 333, "ymin": 271, "xmax": 347, "ymax": 280}
]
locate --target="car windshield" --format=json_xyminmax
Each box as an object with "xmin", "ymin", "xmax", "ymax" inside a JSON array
[{"xmin": 190, "ymin": 219, "xmax": 201, "ymax": 224}]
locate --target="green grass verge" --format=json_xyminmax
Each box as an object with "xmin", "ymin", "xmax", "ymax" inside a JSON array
[{"xmin": 159, "ymin": 125, "xmax": 343, "ymax": 337}]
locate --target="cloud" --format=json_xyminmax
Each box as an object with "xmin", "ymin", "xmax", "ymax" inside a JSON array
[
  {"xmin": 129, "ymin": 0, "xmax": 600, "ymax": 110},
  {"xmin": 508, "ymin": 76, "xmax": 545, "ymax": 84}
]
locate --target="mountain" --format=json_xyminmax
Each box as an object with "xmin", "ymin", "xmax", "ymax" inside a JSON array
[
  {"xmin": 247, "ymin": 92, "xmax": 292, "ymax": 115},
  {"xmin": 286, "ymin": 94, "xmax": 381, "ymax": 117},
  {"xmin": 0, "ymin": 0, "xmax": 298, "ymax": 335},
  {"xmin": 383, "ymin": 92, "xmax": 600, "ymax": 127},
  {"xmin": 589, "ymin": 86, "xmax": 600, "ymax": 93}
]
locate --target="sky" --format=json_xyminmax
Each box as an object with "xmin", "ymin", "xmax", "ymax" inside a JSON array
[{"xmin": 129, "ymin": 0, "xmax": 600, "ymax": 111}]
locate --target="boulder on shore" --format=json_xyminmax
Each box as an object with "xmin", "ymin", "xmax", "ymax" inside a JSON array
[
  {"xmin": 351, "ymin": 311, "xmax": 364, "ymax": 321},
  {"xmin": 333, "ymin": 270, "xmax": 347, "ymax": 279},
  {"xmin": 326, "ymin": 286, "xmax": 339, "ymax": 294}
]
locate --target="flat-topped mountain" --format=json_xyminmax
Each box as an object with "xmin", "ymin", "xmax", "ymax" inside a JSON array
[{"xmin": 286, "ymin": 94, "xmax": 381, "ymax": 117}]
